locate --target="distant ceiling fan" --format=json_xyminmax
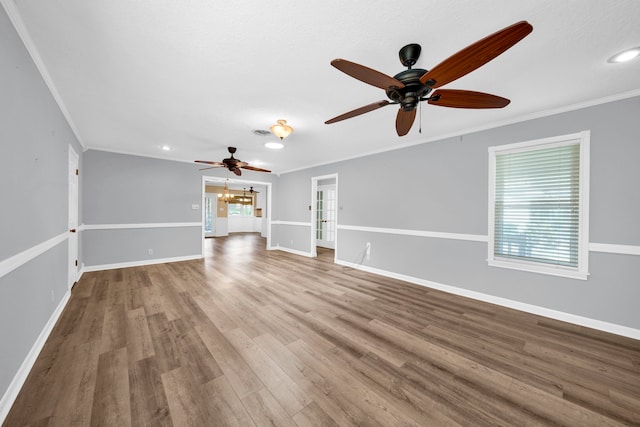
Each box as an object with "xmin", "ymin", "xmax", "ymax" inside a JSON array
[
  {"xmin": 325, "ymin": 21, "xmax": 533, "ymax": 136},
  {"xmin": 195, "ymin": 147, "xmax": 271, "ymax": 176}
]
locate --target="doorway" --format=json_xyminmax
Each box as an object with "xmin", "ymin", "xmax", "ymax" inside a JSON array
[
  {"xmin": 311, "ymin": 174, "xmax": 338, "ymax": 259},
  {"xmin": 201, "ymin": 176, "xmax": 272, "ymax": 255}
]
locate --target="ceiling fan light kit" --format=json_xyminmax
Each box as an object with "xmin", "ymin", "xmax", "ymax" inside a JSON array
[{"xmin": 325, "ymin": 20, "xmax": 533, "ymax": 136}]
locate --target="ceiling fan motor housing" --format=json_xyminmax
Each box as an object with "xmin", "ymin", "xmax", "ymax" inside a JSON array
[
  {"xmin": 387, "ymin": 68, "xmax": 433, "ymax": 111},
  {"xmin": 399, "ymin": 43, "xmax": 422, "ymax": 68}
]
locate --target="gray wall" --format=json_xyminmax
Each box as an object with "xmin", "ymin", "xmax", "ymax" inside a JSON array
[
  {"xmin": 0, "ymin": 5, "xmax": 83, "ymax": 402},
  {"xmin": 82, "ymin": 150, "xmax": 278, "ymax": 267},
  {"xmin": 276, "ymin": 96, "xmax": 640, "ymax": 330},
  {"xmin": 82, "ymin": 150, "xmax": 203, "ymax": 267}
]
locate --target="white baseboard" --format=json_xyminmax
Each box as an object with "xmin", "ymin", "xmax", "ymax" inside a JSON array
[
  {"xmin": 82, "ymin": 254, "xmax": 203, "ymax": 273},
  {"xmin": 0, "ymin": 289, "xmax": 71, "ymax": 425},
  {"xmin": 269, "ymin": 244, "xmax": 314, "ymax": 258},
  {"xmin": 336, "ymin": 259, "xmax": 640, "ymax": 341}
]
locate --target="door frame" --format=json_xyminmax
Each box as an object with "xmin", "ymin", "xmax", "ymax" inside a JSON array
[
  {"xmin": 201, "ymin": 175, "xmax": 272, "ymax": 256},
  {"xmin": 68, "ymin": 145, "xmax": 79, "ymax": 289},
  {"xmin": 310, "ymin": 173, "xmax": 338, "ymax": 260}
]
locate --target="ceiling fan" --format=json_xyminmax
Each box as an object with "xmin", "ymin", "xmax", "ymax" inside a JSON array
[
  {"xmin": 325, "ymin": 21, "xmax": 533, "ymax": 136},
  {"xmin": 195, "ymin": 147, "xmax": 271, "ymax": 176}
]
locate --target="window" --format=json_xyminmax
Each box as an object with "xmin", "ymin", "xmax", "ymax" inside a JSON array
[
  {"xmin": 227, "ymin": 194, "xmax": 254, "ymax": 217},
  {"xmin": 488, "ymin": 131, "xmax": 590, "ymax": 279}
]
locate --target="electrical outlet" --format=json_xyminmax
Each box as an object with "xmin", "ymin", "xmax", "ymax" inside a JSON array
[
  {"xmin": 148, "ymin": 249, "xmax": 153, "ymax": 255},
  {"xmin": 365, "ymin": 242, "xmax": 371, "ymax": 259}
]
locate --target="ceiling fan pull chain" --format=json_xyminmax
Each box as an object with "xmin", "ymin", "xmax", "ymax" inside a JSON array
[{"xmin": 419, "ymin": 101, "xmax": 422, "ymax": 134}]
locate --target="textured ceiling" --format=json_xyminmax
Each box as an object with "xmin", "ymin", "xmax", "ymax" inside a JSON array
[{"xmin": 5, "ymin": 0, "xmax": 640, "ymax": 174}]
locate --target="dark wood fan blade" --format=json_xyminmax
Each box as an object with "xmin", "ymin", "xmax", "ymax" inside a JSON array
[
  {"xmin": 395, "ymin": 108, "xmax": 416, "ymax": 136},
  {"xmin": 325, "ymin": 100, "xmax": 391, "ymax": 124},
  {"xmin": 241, "ymin": 165, "xmax": 272, "ymax": 173},
  {"xmin": 231, "ymin": 168, "xmax": 242, "ymax": 176},
  {"xmin": 420, "ymin": 21, "xmax": 533, "ymax": 88},
  {"xmin": 428, "ymin": 89, "xmax": 510, "ymax": 108},
  {"xmin": 235, "ymin": 161, "xmax": 248, "ymax": 168},
  {"xmin": 331, "ymin": 59, "xmax": 405, "ymax": 90},
  {"xmin": 195, "ymin": 160, "xmax": 225, "ymax": 166}
]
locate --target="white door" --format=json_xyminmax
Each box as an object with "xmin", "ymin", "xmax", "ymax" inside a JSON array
[
  {"xmin": 316, "ymin": 184, "xmax": 336, "ymax": 249},
  {"xmin": 68, "ymin": 146, "xmax": 79, "ymax": 288},
  {"xmin": 204, "ymin": 193, "xmax": 217, "ymax": 237}
]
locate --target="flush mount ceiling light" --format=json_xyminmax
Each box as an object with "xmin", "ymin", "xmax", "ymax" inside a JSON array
[
  {"xmin": 269, "ymin": 119, "xmax": 294, "ymax": 140},
  {"xmin": 161, "ymin": 145, "xmax": 172, "ymax": 151},
  {"xmin": 608, "ymin": 47, "xmax": 640, "ymax": 63},
  {"xmin": 265, "ymin": 141, "xmax": 284, "ymax": 149}
]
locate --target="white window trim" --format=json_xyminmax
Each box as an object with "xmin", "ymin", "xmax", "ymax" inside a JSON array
[{"xmin": 488, "ymin": 130, "xmax": 590, "ymax": 280}]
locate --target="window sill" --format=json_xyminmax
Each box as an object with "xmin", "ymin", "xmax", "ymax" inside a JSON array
[{"xmin": 488, "ymin": 258, "xmax": 589, "ymax": 280}]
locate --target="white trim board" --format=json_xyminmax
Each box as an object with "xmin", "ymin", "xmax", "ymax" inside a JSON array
[
  {"xmin": 338, "ymin": 224, "xmax": 488, "ymax": 243},
  {"xmin": 82, "ymin": 222, "xmax": 200, "ymax": 230},
  {"xmin": 0, "ymin": 289, "xmax": 71, "ymax": 425},
  {"xmin": 269, "ymin": 245, "xmax": 314, "ymax": 258},
  {"xmin": 589, "ymin": 243, "xmax": 640, "ymax": 256},
  {"xmin": 0, "ymin": 232, "xmax": 67, "ymax": 279},
  {"xmin": 81, "ymin": 254, "xmax": 203, "ymax": 273},
  {"xmin": 336, "ymin": 259, "xmax": 640, "ymax": 340},
  {"xmin": 271, "ymin": 221, "xmax": 312, "ymax": 227},
  {"xmin": 338, "ymin": 224, "xmax": 640, "ymax": 256}
]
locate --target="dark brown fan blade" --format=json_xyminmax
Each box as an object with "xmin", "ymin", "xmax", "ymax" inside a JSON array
[
  {"xmin": 395, "ymin": 108, "xmax": 417, "ymax": 136},
  {"xmin": 231, "ymin": 168, "xmax": 242, "ymax": 176},
  {"xmin": 428, "ymin": 89, "xmax": 510, "ymax": 108},
  {"xmin": 325, "ymin": 100, "xmax": 391, "ymax": 124},
  {"xmin": 241, "ymin": 165, "xmax": 272, "ymax": 173},
  {"xmin": 195, "ymin": 160, "xmax": 225, "ymax": 166},
  {"xmin": 331, "ymin": 59, "xmax": 405, "ymax": 90},
  {"xmin": 420, "ymin": 21, "xmax": 533, "ymax": 88}
]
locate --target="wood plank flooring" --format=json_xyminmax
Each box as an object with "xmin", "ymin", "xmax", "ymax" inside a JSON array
[{"xmin": 4, "ymin": 233, "xmax": 640, "ymax": 426}]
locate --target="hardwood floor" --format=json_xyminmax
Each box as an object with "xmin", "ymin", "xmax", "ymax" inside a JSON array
[{"xmin": 4, "ymin": 233, "xmax": 640, "ymax": 426}]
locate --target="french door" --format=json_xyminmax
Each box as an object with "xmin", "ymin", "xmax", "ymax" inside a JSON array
[
  {"xmin": 204, "ymin": 193, "xmax": 217, "ymax": 237},
  {"xmin": 316, "ymin": 184, "xmax": 336, "ymax": 249}
]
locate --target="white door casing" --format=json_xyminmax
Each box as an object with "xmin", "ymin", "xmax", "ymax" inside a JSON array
[{"xmin": 68, "ymin": 146, "xmax": 79, "ymax": 288}]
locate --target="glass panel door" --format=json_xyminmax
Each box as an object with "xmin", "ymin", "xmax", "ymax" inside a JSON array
[
  {"xmin": 316, "ymin": 184, "xmax": 336, "ymax": 249},
  {"xmin": 204, "ymin": 193, "xmax": 216, "ymax": 237}
]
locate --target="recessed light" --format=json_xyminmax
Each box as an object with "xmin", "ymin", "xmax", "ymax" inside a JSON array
[
  {"xmin": 265, "ymin": 142, "xmax": 284, "ymax": 149},
  {"xmin": 608, "ymin": 47, "xmax": 640, "ymax": 63},
  {"xmin": 161, "ymin": 145, "xmax": 172, "ymax": 151}
]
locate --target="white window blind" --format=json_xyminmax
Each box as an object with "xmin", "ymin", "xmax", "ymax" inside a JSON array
[{"xmin": 488, "ymin": 131, "xmax": 589, "ymax": 279}]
